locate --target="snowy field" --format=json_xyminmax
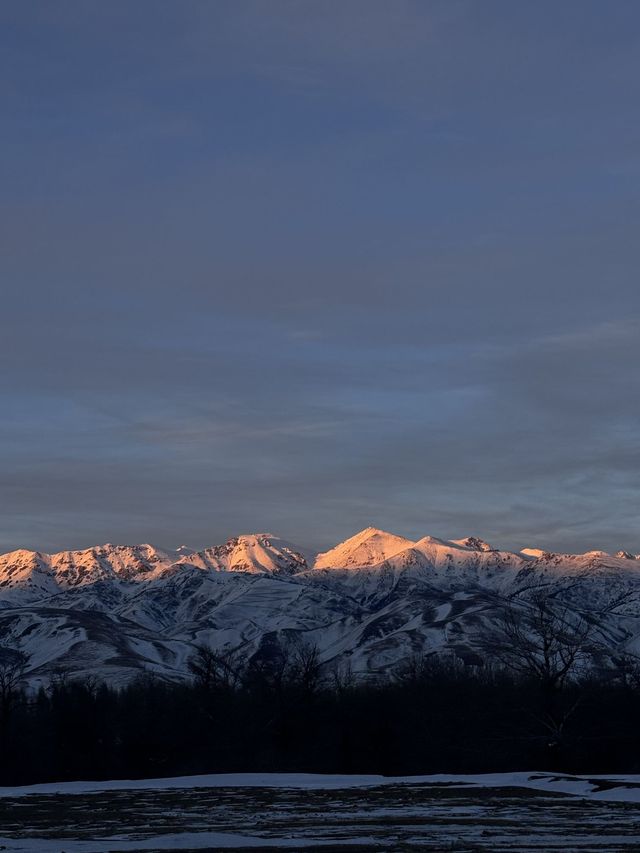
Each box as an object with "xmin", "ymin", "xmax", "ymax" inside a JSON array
[{"xmin": 1, "ymin": 772, "xmax": 640, "ymax": 851}]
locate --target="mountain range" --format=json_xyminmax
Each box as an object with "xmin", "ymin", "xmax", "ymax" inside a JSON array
[{"xmin": 1, "ymin": 527, "xmax": 640, "ymax": 687}]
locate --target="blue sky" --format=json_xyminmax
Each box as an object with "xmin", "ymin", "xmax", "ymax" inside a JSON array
[{"xmin": 2, "ymin": 1, "xmax": 640, "ymax": 553}]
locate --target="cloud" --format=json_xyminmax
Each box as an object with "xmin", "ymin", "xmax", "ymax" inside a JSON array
[{"xmin": 1, "ymin": 1, "xmax": 640, "ymax": 553}]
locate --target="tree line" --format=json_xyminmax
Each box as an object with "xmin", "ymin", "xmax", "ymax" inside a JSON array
[{"xmin": 2, "ymin": 589, "xmax": 640, "ymax": 785}]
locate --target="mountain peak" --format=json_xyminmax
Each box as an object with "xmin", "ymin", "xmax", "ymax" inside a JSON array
[
  {"xmin": 520, "ymin": 547, "xmax": 551, "ymax": 559},
  {"xmin": 191, "ymin": 533, "xmax": 308, "ymax": 575},
  {"xmin": 314, "ymin": 527, "xmax": 415, "ymax": 569},
  {"xmin": 451, "ymin": 537, "xmax": 495, "ymax": 552}
]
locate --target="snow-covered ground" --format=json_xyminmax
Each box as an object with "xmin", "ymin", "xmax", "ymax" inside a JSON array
[
  {"xmin": 2, "ymin": 770, "xmax": 640, "ymax": 801},
  {"xmin": 2, "ymin": 771, "xmax": 640, "ymax": 851}
]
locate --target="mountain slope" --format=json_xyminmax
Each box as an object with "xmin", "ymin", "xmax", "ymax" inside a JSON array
[
  {"xmin": 1, "ymin": 528, "xmax": 640, "ymax": 687},
  {"xmin": 179, "ymin": 534, "xmax": 308, "ymax": 575},
  {"xmin": 314, "ymin": 527, "xmax": 416, "ymax": 569}
]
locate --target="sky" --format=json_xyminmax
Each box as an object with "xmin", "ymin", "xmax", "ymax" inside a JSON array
[{"xmin": 2, "ymin": 0, "xmax": 640, "ymax": 555}]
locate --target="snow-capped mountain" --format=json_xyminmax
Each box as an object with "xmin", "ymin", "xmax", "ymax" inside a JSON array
[
  {"xmin": 2, "ymin": 527, "xmax": 640, "ymax": 687},
  {"xmin": 180, "ymin": 534, "xmax": 308, "ymax": 575},
  {"xmin": 315, "ymin": 527, "xmax": 416, "ymax": 569}
]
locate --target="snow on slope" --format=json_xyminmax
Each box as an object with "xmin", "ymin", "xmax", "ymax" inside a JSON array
[
  {"xmin": 0, "ymin": 535, "xmax": 307, "ymax": 604},
  {"xmin": 314, "ymin": 527, "xmax": 416, "ymax": 569},
  {"xmin": 0, "ymin": 543, "xmax": 175, "ymax": 602},
  {"xmin": 179, "ymin": 534, "xmax": 308, "ymax": 575},
  {"xmin": 307, "ymin": 533, "xmax": 528, "ymax": 604},
  {"xmin": 389, "ymin": 535, "xmax": 526, "ymax": 589},
  {"xmin": 2, "ymin": 528, "xmax": 640, "ymax": 686}
]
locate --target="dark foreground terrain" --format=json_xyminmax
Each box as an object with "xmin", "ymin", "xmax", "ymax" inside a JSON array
[{"xmin": 1, "ymin": 774, "xmax": 640, "ymax": 851}]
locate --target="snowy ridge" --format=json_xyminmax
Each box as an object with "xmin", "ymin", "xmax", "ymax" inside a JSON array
[
  {"xmin": 1, "ymin": 527, "xmax": 640, "ymax": 686},
  {"xmin": 0, "ymin": 535, "xmax": 308, "ymax": 603},
  {"xmin": 183, "ymin": 534, "xmax": 308, "ymax": 575}
]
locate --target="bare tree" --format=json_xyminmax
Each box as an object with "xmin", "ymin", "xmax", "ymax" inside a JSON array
[
  {"xmin": 0, "ymin": 651, "xmax": 28, "ymax": 710},
  {"xmin": 393, "ymin": 651, "xmax": 464, "ymax": 688},
  {"xmin": 393, "ymin": 651, "xmax": 429, "ymax": 687},
  {"xmin": 0, "ymin": 648, "xmax": 29, "ymax": 756},
  {"xmin": 288, "ymin": 640, "xmax": 321, "ymax": 695},
  {"xmin": 485, "ymin": 588, "xmax": 602, "ymax": 757},
  {"xmin": 79, "ymin": 674, "xmax": 101, "ymax": 698},
  {"xmin": 489, "ymin": 589, "xmax": 594, "ymax": 693},
  {"xmin": 607, "ymin": 651, "xmax": 640, "ymax": 691},
  {"xmin": 330, "ymin": 660, "xmax": 355, "ymax": 696},
  {"xmin": 48, "ymin": 666, "xmax": 70, "ymax": 693},
  {"xmin": 188, "ymin": 644, "xmax": 244, "ymax": 692}
]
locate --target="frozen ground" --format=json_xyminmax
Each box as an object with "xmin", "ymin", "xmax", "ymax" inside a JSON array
[{"xmin": 1, "ymin": 772, "xmax": 640, "ymax": 851}]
